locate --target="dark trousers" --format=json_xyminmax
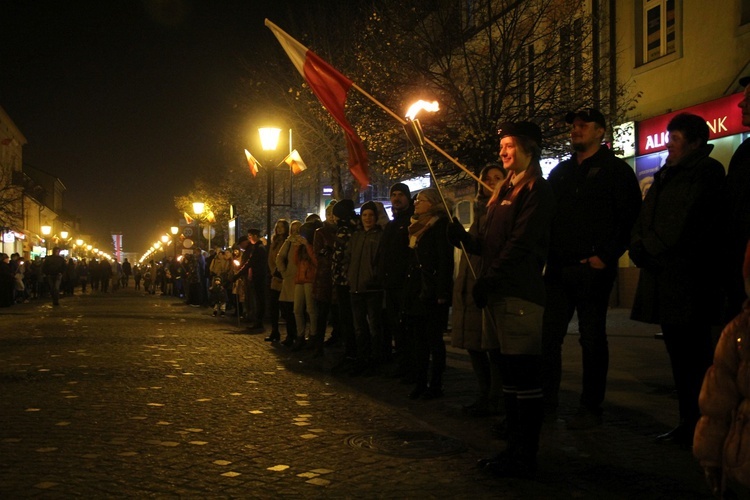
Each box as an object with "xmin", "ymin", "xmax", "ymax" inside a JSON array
[
  {"xmin": 351, "ymin": 291, "xmax": 385, "ymax": 365},
  {"xmin": 279, "ymin": 301, "xmax": 297, "ymax": 341},
  {"xmin": 336, "ymin": 285, "xmax": 356, "ymax": 357},
  {"xmin": 269, "ymin": 288, "xmax": 281, "ymax": 336},
  {"xmin": 385, "ymin": 288, "xmax": 408, "ymax": 368},
  {"xmin": 542, "ymin": 264, "xmax": 616, "ymax": 412},
  {"xmin": 412, "ymin": 303, "xmax": 449, "ymax": 388},
  {"xmin": 251, "ymin": 279, "xmax": 266, "ymax": 326},
  {"xmin": 661, "ymin": 323, "xmax": 713, "ymax": 431}
]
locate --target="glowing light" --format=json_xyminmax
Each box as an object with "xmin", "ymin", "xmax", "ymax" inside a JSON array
[
  {"xmin": 406, "ymin": 100, "xmax": 440, "ymax": 120},
  {"xmin": 259, "ymin": 127, "xmax": 281, "ymax": 151}
]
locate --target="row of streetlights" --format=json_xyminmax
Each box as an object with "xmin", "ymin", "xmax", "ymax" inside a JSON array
[
  {"xmin": 39, "ymin": 225, "xmax": 112, "ymax": 261},
  {"xmin": 139, "ymin": 226, "xmax": 179, "ymax": 265}
]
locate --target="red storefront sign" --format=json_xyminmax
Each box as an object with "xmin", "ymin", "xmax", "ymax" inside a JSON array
[{"xmin": 637, "ymin": 92, "xmax": 746, "ymax": 156}]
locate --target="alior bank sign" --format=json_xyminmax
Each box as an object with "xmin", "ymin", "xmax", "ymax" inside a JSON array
[{"xmin": 637, "ymin": 92, "xmax": 746, "ymax": 156}]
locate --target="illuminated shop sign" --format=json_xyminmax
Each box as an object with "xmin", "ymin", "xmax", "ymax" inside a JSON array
[{"xmin": 637, "ymin": 92, "xmax": 745, "ymax": 155}]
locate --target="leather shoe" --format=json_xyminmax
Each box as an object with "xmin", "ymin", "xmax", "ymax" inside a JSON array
[{"xmin": 264, "ymin": 334, "xmax": 280, "ymax": 342}]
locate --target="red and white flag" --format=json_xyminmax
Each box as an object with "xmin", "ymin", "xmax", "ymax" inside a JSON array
[
  {"xmin": 265, "ymin": 19, "xmax": 369, "ymax": 189},
  {"xmin": 283, "ymin": 149, "xmax": 308, "ymax": 175},
  {"xmin": 183, "ymin": 212, "xmax": 194, "ymax": 225},
  {"xmin": 244, "ymin": 149, "xmax": 260, "ymax": 177}
]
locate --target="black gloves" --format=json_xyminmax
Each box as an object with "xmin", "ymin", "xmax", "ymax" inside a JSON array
[
  {"xmin": 472, "ymin": 276, "xmax": 493, "ymax": 309},
  {"xmin": 447, "ymin": 217, "xmax": 469, "ymax": 248}
]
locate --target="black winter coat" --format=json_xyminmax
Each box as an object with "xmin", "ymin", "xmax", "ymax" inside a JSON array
[
  {"xmin": 403, "ymin": 216, "xmax": 453, "ymax": 316},
  {"xmin": 547, "ymin": 145, "xmax": 642, "ymax": 268},
  {"xmin": 630, "ymin": 145, "xmax": 726, "ymax": 325}
]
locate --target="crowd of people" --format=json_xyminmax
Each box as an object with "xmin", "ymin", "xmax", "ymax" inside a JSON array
[
  {"xmin": 2, "ymin": 88, "xmax": 748, "ymax": 493},
  {"xmin": 0, "ymin": 249, "xmax": 134, "ymax": 307}
]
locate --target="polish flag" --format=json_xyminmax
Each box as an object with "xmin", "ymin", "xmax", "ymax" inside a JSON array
[
  {"xmin": 283, "ymin": 149, "xmax": 308, "ymax": 175},
  {"xmin": 244, "ymin": 149, "xmax": 260, "ymax": 177},
  {"xmin": 265, "ymin": 19, "xmax": 369, "ymax": 189}
]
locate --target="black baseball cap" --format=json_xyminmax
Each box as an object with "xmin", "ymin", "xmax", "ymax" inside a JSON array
[
  {"xmin": 565, "ymin": 108, "xmax": 606, "ymax": 128},
  {"xmin": 497, "ymin": 121, "xmax": 543, "ymax": 146}
]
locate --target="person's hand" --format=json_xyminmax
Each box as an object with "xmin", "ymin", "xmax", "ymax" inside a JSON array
[
  {"xmin": 472, "ymin": 277, "xmax": 493, "ymax": 308},
  {"xmin": 581, "ymin": 255, "xmax": 606, "ymax": 269},
  {"xmin": 446, "ymin": 217, "xmax": 469, "ymax": 247}
]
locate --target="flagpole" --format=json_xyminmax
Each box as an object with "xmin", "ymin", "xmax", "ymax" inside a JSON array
[{"xmin": 351, "ymin": 83, "xmax": 492, "ymax": 192}]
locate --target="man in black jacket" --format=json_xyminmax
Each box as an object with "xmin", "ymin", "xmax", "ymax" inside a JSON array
[
  {"xmin": 378, "ymin": 182, "xmax": 415, "ymax": 378},
  {"xmin": 542, "ymin": 108, "xmax": 642, "ymax": 429},
  {"xmin": 42, "ymin": 247, "xmax": 67, "ymax": 306},
  {"xmin": 234, "ymin": 230, "xmax": 267, "ymax": 331},
  {"xmin": 723, "ymin": 76, "xmax": 750, "ymax": 321}
]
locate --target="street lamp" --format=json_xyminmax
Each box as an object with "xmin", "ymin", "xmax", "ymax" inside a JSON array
[
  {"xmin": 192, "ymin": 202, "xmax": 212, "ymax": 249},
  {"xmin": 170, "ymin": 226, "xmax": 179, "ymax": 258},
  {"xmin": 259, "ymin": 127, "xmax": 281, "ymax": 240},
  {"xmin": 41, "ymin": 224, "xmax": 52, "ymax": 254},
  {"xmin": 161, "ymin": 234, "xmax": 169, "ymax": 259}
]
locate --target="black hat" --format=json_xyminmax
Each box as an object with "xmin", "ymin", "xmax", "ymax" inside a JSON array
[
  {"xmin": 740, "ymin": 76, "xmax": 750, "ymax": 87},
  {"xmin": 360, "ymin": 201, "xmax": 378, "ymax": 215},
  {"xmin": 332, "ymin": 199, "xmax": 355, "ymax": 220},
  {"xmin": 497, "ymin": 121, "xmax": 543, "ymax": 146},
  {"xmin": 565, "ymin": 108, "xmax": 606, "ymax": 128},
  {"xmin": 299, "ymin": 221, "xmax": 322, "ymax": 242},
  {"xmin": 389, "ymin": 182, "xmax": 411, "ymax": 199}
]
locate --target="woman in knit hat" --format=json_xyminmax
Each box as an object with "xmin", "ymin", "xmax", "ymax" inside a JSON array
[{"xmin": 402, "ymin": 188, "xmax": 454, "ymax": 400}]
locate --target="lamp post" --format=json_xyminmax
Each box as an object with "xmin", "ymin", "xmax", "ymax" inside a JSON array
[
  {"xmin": 41, "ymin": 224, "xmax": 52, "ymax": 255},
  {"xmin": 192, "ymin": 202, "xmax": 212, "ymax": 250},
  {"xmin": 170, "ymin": 226, "xmax": 179, "ymax": 258},
  {"xmin": 259, "ymin": 127, "xmax": 281, "ymax": 240},
  {"xmin": 161, "ymin": 234, "xmax": 169, "ymax": 259}
]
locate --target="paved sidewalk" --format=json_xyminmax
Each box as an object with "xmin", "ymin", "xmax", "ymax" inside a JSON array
[{"xmin": 0, "ymin": 289, "xmax": 711, "ymax": 498}]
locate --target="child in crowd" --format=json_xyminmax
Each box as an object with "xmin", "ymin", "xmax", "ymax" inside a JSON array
[{"xmin": 209, "ymin": 276, "xmax": 228, "ymax": 317}]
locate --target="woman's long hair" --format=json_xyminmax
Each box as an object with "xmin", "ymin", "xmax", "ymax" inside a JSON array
[
  {"xmin": 489, "ymin": 135, "xmax": 542, "ymax": 205},
  {"xmin": 271, "ymin": 219, "xmax": 290, "ymax": 249}
]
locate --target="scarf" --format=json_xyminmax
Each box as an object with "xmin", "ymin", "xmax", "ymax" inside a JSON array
[{"xmin": 408, "ymin": 214, "xmax": 441, "ymax": 249}]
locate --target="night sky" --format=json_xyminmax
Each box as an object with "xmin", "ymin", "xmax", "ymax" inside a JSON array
[{"xmin": 0, "ymin": 0, "xmax": 308, "ymax": 254}]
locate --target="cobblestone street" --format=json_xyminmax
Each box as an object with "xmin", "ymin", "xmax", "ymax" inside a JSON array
[{"xmin": 1, "ymin": 288, "xmax": 711, "ymax": 498}]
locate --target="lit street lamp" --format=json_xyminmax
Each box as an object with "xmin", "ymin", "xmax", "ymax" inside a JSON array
[
  {"xmin": 259, "ymin": 127, "xmax": 281, "ymax": 240},
  {"xmin": 192, "ymin": 202, "xmax": 212, "ymax": 250},
  {"xmin": 160, "ymin": 234, "xmax": 169, "ymax": 259},
  {"xmin": 41, "ymin": 224, "xmax": 52, "ymax": 254},
  {"xmin": 170, "ymin": 226, "xmax": 179, "ymax": 257}
]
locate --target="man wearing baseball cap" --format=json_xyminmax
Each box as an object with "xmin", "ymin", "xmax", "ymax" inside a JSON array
[
  {"xmin": 541, "ymin": 107, "xmax": 642, "ymax": 430},
  {"xmin": 721, "ymin": 76, "xmax": 750, "ymax": 320},
  {"xmin": 379, "ymin": 182, "xmax": 415, "ymax": 378}
]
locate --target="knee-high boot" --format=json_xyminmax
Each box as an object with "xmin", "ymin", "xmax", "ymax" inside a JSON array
[{"xmin": 517, "ymin": 390, "xmax": 544, "ymax": 473}]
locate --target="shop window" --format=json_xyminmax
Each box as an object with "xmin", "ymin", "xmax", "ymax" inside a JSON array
[{"xmin": 636, "ymin": 0, "xmax": 680, "ymax": 66}]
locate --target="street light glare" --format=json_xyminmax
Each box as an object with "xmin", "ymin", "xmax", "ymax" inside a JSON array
[
  {"xmin": 259, "ymin": 127, "xmax": 281, "ymax": 151},
  {"xmin": 193, "ymin": 202, "xmax": 205, "ymax": 215}
]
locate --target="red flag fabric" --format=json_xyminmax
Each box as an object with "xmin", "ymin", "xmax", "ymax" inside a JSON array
[
  {"xmin": 206, "ymin": 211, "xmax": 216, "ymax": 224},
  {"xmin": 283, "ymin": 149, "xmax": 308, "ymax": 175},
  {"xmin": 265, "ymin": 19, "xmax": 370, "ymax": 189},
  {"xmin": 244, "ymin": 149, "xmax": 260, "ymax": 178},
  {"xmin": 183, "ymin": 212, "xmax": 194, "ymax": 225}
]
